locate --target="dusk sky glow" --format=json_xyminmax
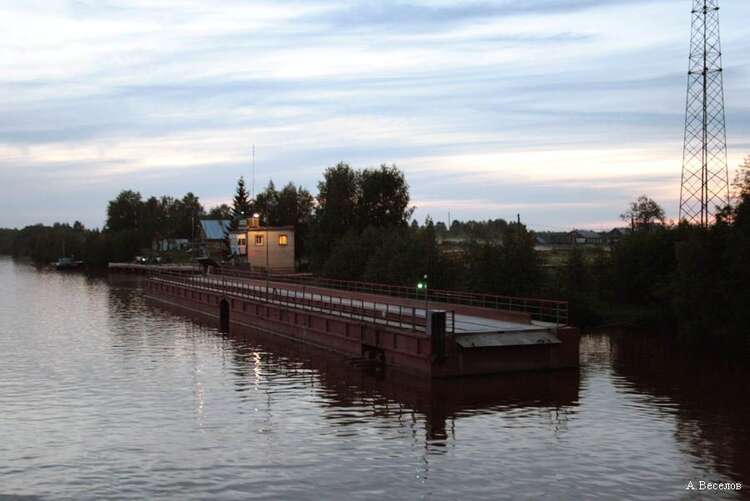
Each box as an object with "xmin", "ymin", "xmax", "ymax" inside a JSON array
[{"xmin": 1, "ymin": 0, "xmax": 749, "ymax": 230}]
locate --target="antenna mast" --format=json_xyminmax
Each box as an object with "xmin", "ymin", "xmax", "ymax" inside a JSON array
[
  {"xmin": 252, "ymin": 144, "xmax": 256, "ymax": 199},
  {"xmin": 679, "ymin": 0, "xmax": 729, "ymax": 226}
]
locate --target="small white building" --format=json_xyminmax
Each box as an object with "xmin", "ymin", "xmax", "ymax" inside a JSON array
[
  {"xmin": 229, "ymin": 218, "xmax": 248, "ymax": 257},
  {"xmin": 153, "ymin": 238, "xmax": 190, "ymax": 252},
  {"xmin": 229, "ymin": 232, "xmax": 247, "ymax": 257},
  {"xmin": 246, "ymin": 217, "xmax": 295, "ymax": 272}
]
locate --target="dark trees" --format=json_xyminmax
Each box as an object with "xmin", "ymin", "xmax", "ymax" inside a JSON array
[
  {"xmin": 733, "ymin": 156, "xmax": 750, "ymax": 198},
  {"xmin": 254, "ymin": 181, "xmax": 279, "ymax": 225},
  {"xmin": 611, "ymin": 228, "xmax": 676, "ymax": 306},
  {"xmin": 313, "ymin": 163, "xmax": 360, "ymax": 265},
  {"xmin": 176, "ymin": 192, "xmax": 203, "ymax": 240},
  {"xmin": 106, "ymin": 190, "xmax": 143, "ymax": 233},
  {"xmin": 620, "ymin": 195, "xmax": 666, "ymax": 231},
  {"xmin": 358, "ymin": 164, "xmax": 412, "ymax": 229},
  {"xmin": 102, "ymin": 190, "xmax": 205, "ymax": 261},
  {"xmin": 232, "ymin": 177, "xmax": 253, "ymax": 220},
  {"xmin": 321, "ymin": 220, "xmax": 451, "ymax": 289},
  {"xmin": 0, "ymin": 228, "xmax": 17, "ymax": 254},
  {"xmin": 278, "ymin": 183, "xmax": 315, "ymax": 263},
  {"xmin": 208, "ymin": 204, "xmax": 233, "ymax": 219},
  {"xmin": 312, "ymin": 162, "xmax": 412, "ymax": 270},
  {"xmin": 462, "ymin": 223, "xmax": 541, "ymax": 296}
]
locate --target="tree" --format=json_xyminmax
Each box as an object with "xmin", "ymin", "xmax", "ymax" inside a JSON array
[
  {"xmin": 358, "ymin": 218, "xmax": 451, "ymax": 288},
  {"xmin": 311, "ymin": 163, "xmax": 360, "ymax": 269},
  {"xmin": 611, "ymin": 229, "xmax": 676, "ymax": 306},
  {"xmin": 175, "ymin": 193, "xmax": 204, "ymax": 240},
  {"xmin": 461, "ymin": 223, "xmax": 540, "ymax": 296},
  {"xmin": 208, "ymin": 204, "xmax": 233, "ymax": 219},
  {"xmin": 158, "ymin": 196, "xmax": 178, "ymax": 237},
  {"xmin": 621, "ymin": 195, "xmax": 665, "ymax": 231},
  {"xmin": 560, "ymin": 246, "xmax": 602, "ymax": 326},
  {"xmin": 274, "ymin": 183, "xmax": 314, "ymax": 264},
  {"xmin": 0, "ymin": 228, "xmax": 17, "ymax": 254},
  {"xmin": 311, "ymin": 162, "xmax": 414, "ymax": 270},
  {"xmin": 275, "ymin": 183, "xmax": 301, "ymax": 226},
  {"xmin": 254, "ymin": 181, "xmax": 279, "ymax": 225},
  {"xmin": 141, "ymin": 196, "xmax": 167, "ymax": 242},
  {"xmin": 322, "ymin": 228, "xmax": 379, "ymax": 279},
  {"xmin": 316, "ymin": 163, "xmax": 359, "ymax": 231},
  {"xmin": 357, "ymin": 164, "xmax": 412, "ymax": 229},
  {"xmin": 733, "ymin": 155, "xmax": 750, "ymax": 199},
  {"xmin": 499, "ymin": 223, "xmax": 542, "ymax": 295},
  {"xmin": 232, "ymin": 177, "xmax": 253, "ymax": 220},
  {"xmin": 106, "ymin": 190, "xmax": 143, "ymax": 233},
  {"xmin": 220, "ymin": 177, "xmax": 251, "ymax": 259}
]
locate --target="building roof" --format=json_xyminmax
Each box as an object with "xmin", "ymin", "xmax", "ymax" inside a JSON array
[
  {"xmin": 248, "ymin": 225, "xmax": 296, "ymax": 232},
  {"xmin": 200, "ymin": 219, "xmax": 231, "ymax": 240},
  {"xmin": 572, "ymin": 229, "xmax": 601, "ymax": 239}
]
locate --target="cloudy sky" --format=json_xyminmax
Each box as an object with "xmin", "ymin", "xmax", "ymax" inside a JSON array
[{"xmin": 1, "ymin": 0, "xmax": 749, "ymax": 231}]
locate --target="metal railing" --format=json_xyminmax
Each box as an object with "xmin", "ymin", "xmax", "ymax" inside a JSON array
[
  {"xmin": 213, "ymin": 266, "xmax": 569, "ymax": 325},
  {"xmin": 147, "ymin": 270, "xmax": 456, "ymax": 334}
]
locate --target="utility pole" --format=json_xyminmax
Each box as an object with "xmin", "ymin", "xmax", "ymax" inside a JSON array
[
  {"xmin": 252, "ymin": 144, "xmax": 256, "ymax": 200},
  {"xmin": 679, "ymin": 0, "xmax": 729, "ymax": 226},
  {"xmin": 265, "ymin": 226, "xmax": 269, "ymax": 298}
]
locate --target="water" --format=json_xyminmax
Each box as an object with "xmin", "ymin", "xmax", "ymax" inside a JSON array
[{"xmin": 1, "ymin": 256, "xmax": 748, "ymax": 500}]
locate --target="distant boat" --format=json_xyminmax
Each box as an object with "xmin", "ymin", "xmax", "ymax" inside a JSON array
[
  {"xmin": 54, "ymin": 240, "xmax": 83, "ymax": 270},
  {"xmin": 55, "ymin": 257, "xmax": 84, "ymax": 270}
]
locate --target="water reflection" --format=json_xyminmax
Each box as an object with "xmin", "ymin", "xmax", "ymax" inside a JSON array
[
  {"xmin": 2, "ymin": 258, "xmax": 747, "ymax": 500},
  {"xmin": 609, "ymin": 332, "xmax": 750, "ymax": 489},
  {"xmin": 223, "ymin": 323, "xmax": 581, "ymax": 443}
]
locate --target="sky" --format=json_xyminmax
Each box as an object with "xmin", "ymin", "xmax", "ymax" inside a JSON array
[{"xmin": 1, "ymin": 0, "xmax": 749, "ymax": 231}]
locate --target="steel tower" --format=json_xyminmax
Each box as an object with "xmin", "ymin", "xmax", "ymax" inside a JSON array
[{"xmin": 679, "ymin": 0, "xmax": 730, "ymax": 226}]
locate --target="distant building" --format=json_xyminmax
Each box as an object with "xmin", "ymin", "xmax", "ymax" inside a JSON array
[
  {"xmin": 570, "ymin": 230, "xmax": 603, "ymax": 246},
  {"xmin": 153, "ymin": 238, "xmax": 190, "ymax": 253},
  {"xmin": 230, "ymin": 218, "xmax": 248, "ymax": 257},
  {"xmin": 535, "ymin": 231, "xmax": 573, "ymax": 247},
  {"xmin": 199, "ymin": 219, "xmax": 231, "ymax": 257},
  {"xmin": 534, "ymin": 234, "xmax": 548, "ymax": 250},
  {"xmin": 606, "ymin": 227, "xmax": 631, "ymax": 246},
  {"xmin": 246, "ymin": 217, "xmax": 295, "ymax": 273}
]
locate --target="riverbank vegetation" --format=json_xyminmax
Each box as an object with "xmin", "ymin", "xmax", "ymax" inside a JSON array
[{"xmin": 2, "ymin": 158, "xmax": 749, "ymax": 347}]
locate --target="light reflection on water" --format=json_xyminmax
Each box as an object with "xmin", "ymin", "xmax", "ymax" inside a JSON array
[{"xmin": 0, "ymin": 257, "xmax": 747, "ymax": 500}]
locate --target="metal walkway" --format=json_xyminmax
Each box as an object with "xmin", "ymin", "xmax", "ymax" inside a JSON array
[{"xmin": 150, "ymin": 271, "xmax": 557, "ymax": 336}]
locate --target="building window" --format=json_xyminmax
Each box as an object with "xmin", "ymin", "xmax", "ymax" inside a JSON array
[
  {"xmin": 278, "ymin": 234, "xmax": 289, "ymax": 246},
  {"xmin": 255, "ymin": 234, "xmax": 264, "ymax": 246}
]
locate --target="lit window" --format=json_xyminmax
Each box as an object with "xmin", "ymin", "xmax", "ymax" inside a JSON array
[
  {"xmin": 255, "ymin": 234, "xmax": 264, "ymax": 246},
  {"xmin": 278, "ymin": 234, "xmax": 289, "ymax": 246}
]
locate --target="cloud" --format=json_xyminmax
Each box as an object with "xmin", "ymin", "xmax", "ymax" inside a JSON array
[
  {"xmin": 0, "ymin": 0, "xmax": 749, "ymax": 230},
  {"xmin": 305, "ymin": 0, "xmax": 675, "ymax": 31}
]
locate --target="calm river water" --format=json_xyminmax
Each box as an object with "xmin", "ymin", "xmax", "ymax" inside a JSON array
[{"xmin": 1, "ymin": 256, "xmax": 748, "ymax": 500}]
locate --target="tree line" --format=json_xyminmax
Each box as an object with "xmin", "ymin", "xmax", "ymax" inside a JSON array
[
  {"xmin": 558, "ymin": 157, "xmax": 750, "ymax": 348},
  {"xmin": 2, "ymin": 157, "xmax": 749, "ymax": 347}
]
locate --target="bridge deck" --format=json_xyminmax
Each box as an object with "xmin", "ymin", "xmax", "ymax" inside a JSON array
[{"xmin": 166, "ymin": 273, "xmax": 557, "ymax": 335}]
